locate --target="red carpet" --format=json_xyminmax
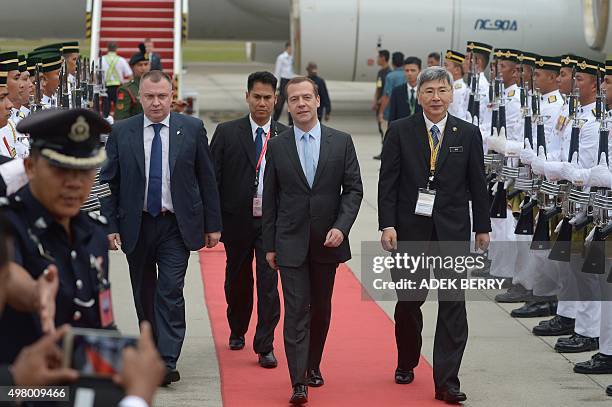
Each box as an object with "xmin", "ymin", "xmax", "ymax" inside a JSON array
[{"xmin": 199, "ymin": 245, "xmax": 440, "ymax": 406}]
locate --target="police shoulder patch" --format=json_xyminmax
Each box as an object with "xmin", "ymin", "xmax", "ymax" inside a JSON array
[
  {"xmin": 548, "ymin": 95, "xmax": 557, "ymax": 104},
  {"xmin": 508, "ymin": 90, "xmax": 516, "ymax": 97}
]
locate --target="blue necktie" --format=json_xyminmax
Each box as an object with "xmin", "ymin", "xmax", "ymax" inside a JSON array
[
  {"xmin": 302, "ymin": 133, "xmax": 315, "ymax": 187},
  {"xmin": 255, "ymin": 127, "xmax": 264, "ymax": 162},
  {"xmin": 147, "ymin": 123, "xmax": 163, "ymax": 216},
  {"xmin": 430, "ymin": 124, "xmax": 440, "ymax": 150}
]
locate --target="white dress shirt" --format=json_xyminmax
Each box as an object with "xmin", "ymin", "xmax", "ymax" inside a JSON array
[
  {"xmin": 423, "ymin": 112, "xmax": 448, "ymax": 144},
  {"xmin": 143, "ymin": 114, "xmax": 173, "ymax": 212},
  {"xmin": 250, "ymin": 115, "xmax": 271, "ymax": 197},
  {"xmin": 274, "ymin": 51, "xmax": 294, "ymax": 80}
]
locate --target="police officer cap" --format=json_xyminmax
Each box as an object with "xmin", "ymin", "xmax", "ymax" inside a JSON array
[
  {"xmin": 17, "ymin": 108, "xmax": 110, "ymax": 170},
  {"xmin": 445, "ymin": 50, "xmax": 465, "ymax": 64},
  {"xmin": 129, "ymin": 43, "xmax": 149, "ymax": 66},
  {"xmin": 534, "ymin": 55, "xmax": 562, "ymax": 73},
  {"xmin": 494, "ymin": 48, "xmax": 520, "ymax": 63},
  {"xmin": 0, "ymin": 52, "xmax": 19, "ymax": 72},
  {"xmin": 560, "ymin": 54, "xmax": 578, "ymax": 68},
  {"xmin": 517, "ymin": 51, "xmax": 537, "ymax": 67}
]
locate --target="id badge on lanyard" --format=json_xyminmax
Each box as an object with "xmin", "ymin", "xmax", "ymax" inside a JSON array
[
  {"xmin": 416, "ymin": 129, "xmax": 440, "ymax": 217},
  {"xmin": 253, "ymin": 128, "xmax": 271, "ymax": 217}
]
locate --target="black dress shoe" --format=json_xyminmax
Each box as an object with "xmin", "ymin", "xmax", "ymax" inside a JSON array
[
  {"xmin": 289, "ymin": 384, "xmax": 308, "ymax": 405},
  {"xmin": 229, "ymin": 334, "xmax": 245, "ymax": 350},
  {"xmin": 161, "ymin": 368, "xmax": 180, "ymax": 386},
  {"xmin": 394, "ymin": 368, "xmax": 414, "ymax": 384},
  {"xmin": 307, "ymin": 368, "xmax": 324, "ymax": 387},
  {"xmin": 258, "ymin": 351, "xmax": 277, "ymax": 368},
  {"xmin": 554, "ymin": 334, "xmax": 599, "ymax": 353},
  {"xmin": 532, "ymin": 315, "xmax": 575, "ymax": 336},
  {"xmin": 495, "ymin": 284, "xmax": 532, "ymax": 303},
  {"xmin": 435, "ymin": 387, "xmax": 467, "ymax": 403},
  {"xmin": 606, "ymin": 385, "xmax": 612, "ymax": 396},
  {"xmin": 510, "ymin": 300, "xmax": 557, "ymax": 318},
  {"xmin": 574, "ymin": 353, "xmax": 612, "ymax": 374}
]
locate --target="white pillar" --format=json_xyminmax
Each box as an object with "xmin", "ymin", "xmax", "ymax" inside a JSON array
[
  {"xmin": 89, "ymin": 0, "xmax": 102, "ymax": 60},
  {"xmin": 173, "ymin": 0, "xmax": 183, "ymax": 97}
]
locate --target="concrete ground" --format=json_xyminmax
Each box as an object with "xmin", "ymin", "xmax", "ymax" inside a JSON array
[{"xmin": 106, "ymin": 62, "xmax": 612, "ymax": 406}]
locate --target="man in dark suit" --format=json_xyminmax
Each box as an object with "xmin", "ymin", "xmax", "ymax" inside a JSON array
[
  {"xmin": 263, "ymin": 77, "xmax": 362, "ymax": 404},
  {"xmin": 388, "ymin": 56, "xmax": 422, "ymax": 122},
  {"xmin": 210, "ymin": 71, "xmax": 288, "ymax": 368},
  {"xmin": 306, "ymin": 62, "xmax": 331, "ymax": 121},
  {"xmin": 100, "ymin": 70, "xmax": 222, "ymax": 385},
  {"xmin": 378, "ymin": 67, "xmax": 491, "ymax": 403}
]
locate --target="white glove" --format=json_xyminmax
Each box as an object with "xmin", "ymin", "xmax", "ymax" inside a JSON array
[
  {"xmin": 587, "ymin": 152, "xmax": 612, "ymax": 188},
  {"xmin": 520, "ymin": 139, "xmax": 537, "ymax": 165},
  {"xmin": 505, "ymin": 140, "xmax": 523, "ymax": 156},
  {"xmin": 564, "ymin": 152, "xmax": 590, "ymax": 184},
  {"xmin": 543, "ymin": 160, "xmax": 564, "ymax": 181},
  {"xmin": 487, "ymin": 129, "xmax": 505, "ymax": 154},
  {"xmin": 531, "ymin": 146, "xmax": 548, "ymax": 175},
  {"xmin": 0, "ymin": 158, "xmax": 27, "ymax": 195}
]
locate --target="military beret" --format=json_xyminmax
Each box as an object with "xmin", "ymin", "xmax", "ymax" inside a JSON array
[
  {"xmin": 534, "ymin": 55, "xmax": 562, "ymax": 73},
  {"xmin": 61, "ymin": 41, "xmax": 79, "ymax": 54},
  {"xmin": 575, "ymin": 57, "xmax": 603, "ymax": 76},
  {"xmin": 445, "ymin": 50, "xmax": 465, "ymax": 64},
  {"xmin": 129, "ymin": 43, "xmax": 150, "ymax": 66},
  {"xmin": 517, "ymin": 51, "xmax": 537, "ymax": 67},
  {"xmin": 466, "ymin": 41, "xmax": 493, "ymax": 57},
  {"xmin": 0, "ymin": 52, "xmax": 20, "ymax": 72},
  {"xmin": 17, "ymin": 108, "xmax": 110, "ymax": 170}
]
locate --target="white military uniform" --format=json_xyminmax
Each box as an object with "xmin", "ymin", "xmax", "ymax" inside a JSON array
[
  {"xmin": 449, "ymin": 78, "xmax": 469, "ymax": 121},
  {"xmin": 538, "ymin": 90, "xmax": 565, "ymax": 161}
]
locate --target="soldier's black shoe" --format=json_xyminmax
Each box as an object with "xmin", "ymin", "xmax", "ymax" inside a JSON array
[
  {"xmin": 574, "ymin": 353, "xmax": 612, "ymax": 374},
  {"xmin": 495, "ymin": 284, "xmax": 532, "ymax": 303},
  {"xmin": 606, "ymin": 385, "xmax": 612, "ymax": 396},
  {"xmin": 510, "ymin": 300, "xmax": 557, "ymax": 318},
  {"xmin": 532, "ymin": 315, "xmax": 575, "ymax": 336},
  {"xmin": 554, "ymin": 334, "xmax": 599, "ymax": 353}
]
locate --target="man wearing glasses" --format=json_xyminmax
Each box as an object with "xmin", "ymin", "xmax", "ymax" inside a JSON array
[{"xmin": 378, "ymin": 66, "xmax": 491, "ymax": 403}]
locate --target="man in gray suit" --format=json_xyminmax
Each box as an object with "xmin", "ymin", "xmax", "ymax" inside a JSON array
[
  {"xmin": 263, "ymin": 77, "xmax": 363, "ymax": 404},
  {"xmin": 100, "ymin": 70, "xmax": 222, "ymax": 386}
]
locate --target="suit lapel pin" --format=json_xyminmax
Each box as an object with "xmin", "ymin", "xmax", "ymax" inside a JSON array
[
  {"xmin": 452, "ymin": 127, "xmax": 457, "ymax": 132},
  {"xmin": 176, "ymin": 128, "xmax": 182, "ymax": 136}
]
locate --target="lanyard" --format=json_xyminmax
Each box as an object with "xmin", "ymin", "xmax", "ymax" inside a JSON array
[
  {"xmin": 255, "ymin": 128, "xmax": 272, "ymax": 178},
  {"xmin": 426, "ymin": 127, "xmax": 441, "ymax": 175}
]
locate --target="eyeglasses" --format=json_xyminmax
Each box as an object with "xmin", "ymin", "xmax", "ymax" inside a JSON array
[{"xmin": 421, "ymin": 88, "xmax": 451, "ymax": 97}]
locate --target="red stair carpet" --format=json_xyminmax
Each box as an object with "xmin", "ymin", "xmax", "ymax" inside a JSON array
[{"xmin": 199, "ymin": 245, "xmax": 441, "ymax": 406}]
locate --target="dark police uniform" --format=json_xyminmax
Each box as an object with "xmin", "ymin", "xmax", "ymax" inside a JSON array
[{"xmin": 0, "ymin": 108, "xmax": 112, "ymax": 364}]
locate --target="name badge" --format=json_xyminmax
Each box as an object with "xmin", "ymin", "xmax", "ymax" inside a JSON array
[
  {"xmin": 253, "ymin": 196, "xmax": 263, "ymax": 217},
  {"xmin": 415, "ymin": 188, "xmax": 436, "ymax": 217},
  {"xmin": 449, "ymin": 146, "xmax": 463, "ymax": 153}
]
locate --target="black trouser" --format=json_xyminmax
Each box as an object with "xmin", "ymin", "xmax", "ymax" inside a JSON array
[
  {"xmin": 126, "ymin": 212, "xmax": 190, "ymax": 369},
  {"xmin": 279, "ymin": 258, "xmax": 337, "ymax": 386},
  {"xmin": 223, "ymin": 231, "xmax": 280, "ymax": 354},
  {"xmin": 273, "ymin": 78, "xmax": 293, "ymax": 125},
  {"xmin": 392, "ymin": 228, "xmax": 468, "ymax": 391},
  {"xmin": 103, "ymin": 85, "xmax": 119, "ymax": 117}
]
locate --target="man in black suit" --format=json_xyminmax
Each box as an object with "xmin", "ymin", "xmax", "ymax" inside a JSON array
[
  {"xmin": 378, "ymin": 67, "xmax": 491, "ymax": 403},
  {"xmin": 210, "ymin": 71, "xmax": 288, "ymax": 368},
  {"xmin": 100, "ymin": 70, "xmax": 222, "ymax": 385},
  {"xmin": 388, "ymin": 56, "xmax": 422, "ymax": 122},
  {"xmin": 263, "ymin": 77, "xmax": 362, "ymax": 404}
]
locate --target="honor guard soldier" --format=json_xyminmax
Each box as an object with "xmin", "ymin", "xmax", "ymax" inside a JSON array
[
  {"xmin": 444, "ymin": 49, "xmax": 469, "ymax": 121},
  {"xmin": 464, "ymin": 41, "xmax": 492, "ymax": 134},
  {"xmin": 0, "ymin": 108, "xmax": 114, "ymax": 364},
  {"xmin": 114, "ymin": 44, "xmax": 151, "ymax": 120},
  {"xmin": 28, "ymin": 51, "xmax": 62, "ymax": 108}
]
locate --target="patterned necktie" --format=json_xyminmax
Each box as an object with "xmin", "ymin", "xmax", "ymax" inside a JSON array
[
  {"xmin": 255, "ymin": 127, "xmax": 264, "ymax": 162},
  {"xmin": 147, "ymin": 123, "xmax": 163, "ymax": 216},
  {"xmin": 409, "ymin": 88, "xmax": 416, "ymax": 113},
  {"xmin": 302, "ymin": 133, "xmax": 315, "ymax": 187},
  {"xmin": 430, "ymin": 124, "xmax": 440, "ymax": 150}
]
